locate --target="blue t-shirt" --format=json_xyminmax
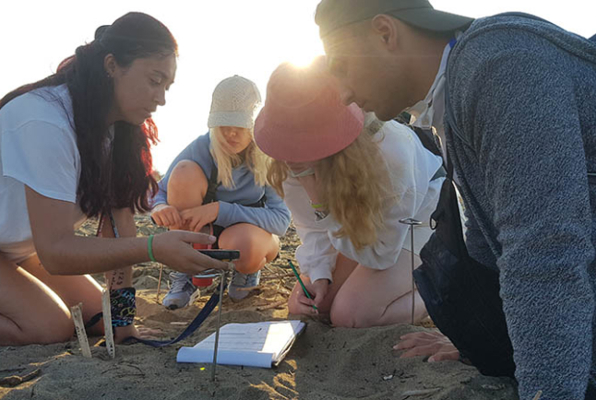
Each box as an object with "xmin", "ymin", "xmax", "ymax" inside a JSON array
[{"xmin": 153, "ymin": 133, "xmax": 290, "ymax": 236}]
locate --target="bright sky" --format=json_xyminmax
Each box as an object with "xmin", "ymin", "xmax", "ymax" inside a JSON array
[{"xmin": 1, "ymin": 1, "xmax": 594, "ymax": 174}]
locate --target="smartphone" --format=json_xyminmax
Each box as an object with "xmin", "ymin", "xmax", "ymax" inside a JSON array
[{"xmin": 197, "ymin": 249, "xmax": 240, "ymax": 261}]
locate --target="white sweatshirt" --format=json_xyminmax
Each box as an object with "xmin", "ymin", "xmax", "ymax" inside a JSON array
[{"xmin": 283, "ymin": 120, "xmax": 444, "ymax": 283}]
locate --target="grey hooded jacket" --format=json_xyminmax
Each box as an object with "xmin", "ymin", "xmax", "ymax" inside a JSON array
[{"xmin": 446, "ymin": 14, "xmax": 596, "ymax": 400}]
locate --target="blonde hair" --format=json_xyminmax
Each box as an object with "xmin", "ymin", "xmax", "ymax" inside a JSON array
[
  {"xmin": 209, "ymin": 127, "xmax": 269, "ymax": 188},
  {"xmin": 268, "ymin": 119, "xmax": 392, "ymax": 250}
]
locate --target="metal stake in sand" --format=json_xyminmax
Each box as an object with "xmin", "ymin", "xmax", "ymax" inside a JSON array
[
  {"xmin": 211, "ymin": 269, "xmax": 228, "ymax": 381},
  {"xmin": 399, "ymin": 218, "xmax": 422, "ymax": 325},
  {"xmin": 101, "ymin": 289, "xmax": 116, "ymax": 359},
  {"xmin": 70, "ymin": 303, "xmax": 92, "ymax": 358}
]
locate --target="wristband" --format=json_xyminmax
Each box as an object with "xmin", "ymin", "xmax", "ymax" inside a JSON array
[
  {"xmin": 310, "ymin": 202, "xmax": 326, "ymax": 209},
  {"xmin": 110, "ymin": 287, "xmax": 136, "ymax": 327},
  {"xmin": 148, "ymin": 235, "xmax": 156, "ymax": 262}
]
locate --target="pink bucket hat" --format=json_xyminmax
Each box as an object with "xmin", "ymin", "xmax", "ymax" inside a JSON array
[{"xmin": 254, "ymin": 57, "xmax": 364, "ymax": 163}]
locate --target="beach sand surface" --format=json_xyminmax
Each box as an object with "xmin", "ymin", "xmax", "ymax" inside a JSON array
[{"xmin": 0, "ymin": 215, "xmax": 518, "ymax": 400}]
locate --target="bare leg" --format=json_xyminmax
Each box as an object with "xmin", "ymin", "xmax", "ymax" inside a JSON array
[
  {"xmin": 100, "ymin": 208, "xmax": 141, "ymax": 341},
  {"xmin": 288, "ymin": 253, "xmax": 358, "ymax": 315},
  {"xmin": 166, "ymin": 160, "xmax": 208, "ymax": 231},
  {"xmin": 218, "ymin": 223, "xmax": 280, "ymax": 274},
  {"xmin": 0, "ymin": 252, "xmax": 73, "ymax": 345},
  {"xmin": 18, "ymin": 254, "xmax": 104, "ymax": 336},
  {"xmin": 330, "ymin": 249, "xmax": 428, "ymax": 328}
]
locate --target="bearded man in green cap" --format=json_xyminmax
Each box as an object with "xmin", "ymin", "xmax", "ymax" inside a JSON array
[{"xmin": 315, "ymin": 1, "xmax": 596, "ymax": 399}]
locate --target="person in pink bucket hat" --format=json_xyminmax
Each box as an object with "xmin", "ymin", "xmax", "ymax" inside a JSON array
[{"xmin": 255, "ymin": 57, "xmax": 445, "ymax": 327}]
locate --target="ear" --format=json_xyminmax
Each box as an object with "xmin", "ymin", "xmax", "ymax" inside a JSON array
[
  {"xmin": 371, "ymin": 14, "xmax": 399, "ymax": 51},
  {"xmin": 103, "ymin": 54, "xmax": 117, "ymax": 78}
]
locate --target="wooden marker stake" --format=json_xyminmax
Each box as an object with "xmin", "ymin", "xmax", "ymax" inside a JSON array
[
  {"xmin": 156, "ymin": 264, "xmax": 164, "ymax": 303},
  {"xmin": 70, "ymin": 303, "xmax": 92, "ymax": 358},
  {"xmin": 102, "ymin": 289, "xmax": 116, "ymax": 359}
]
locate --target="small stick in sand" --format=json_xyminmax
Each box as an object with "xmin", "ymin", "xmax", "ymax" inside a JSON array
[
  {"xmin": 233, "ymin": 286, "xmax": 260, "ymax": 292},
  {"xmin": 257, "ymin": 300, "xmax": 287, "ymax": 311},
  {"xmin": 71, "ymin": 303, "xmax": 92, "ymax": 358},
  {"xmin": 156, "ymin": 264, "xmax": 164, "ymax": 303},
  {"xmin": 260, "ymin": 273, "xmax": 295, "ymax": 281},
  {"xmin": 264, "ymin": 264, "xmax": 276, "ymax": 274},
  {"xmin": 0, "ymin": 368, "xmax": 41, "ymax": 388},
  {"xmin": 101, "ymin": 289, "xmax": 116, "ymax": 359}
]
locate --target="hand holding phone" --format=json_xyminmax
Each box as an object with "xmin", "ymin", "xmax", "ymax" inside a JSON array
[{"xmin": 197, "ymin": 249, "xmax": 240, "ymax": 261}]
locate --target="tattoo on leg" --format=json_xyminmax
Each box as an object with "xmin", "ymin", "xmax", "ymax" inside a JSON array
[
  {"xmin": 107, "ymin": 269, "xmax": 126, "ymax": 290},
  {"xmin": 116, "ymin": 270, "xmax": 125, "ymax": 286}
]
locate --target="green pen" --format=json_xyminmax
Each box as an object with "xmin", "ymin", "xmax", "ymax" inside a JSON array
[{"xmin": 288, "ymin": 260, "xmax": 318, "ymax": 312}]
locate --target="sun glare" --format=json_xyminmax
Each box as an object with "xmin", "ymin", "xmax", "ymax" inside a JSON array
[
  {"xmin": 288, "ymin": 53, "xmax": 323, "ymax": 68},
  {"xmin": 280, "ymin": 19, "xmax": 325, "ymax": 68}
]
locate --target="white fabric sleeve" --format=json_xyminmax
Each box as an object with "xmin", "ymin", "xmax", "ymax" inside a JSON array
[
  {"xmin": 2, "ymin": 120, "xmax": 79, "ymax": 203},
  {"xmin": 316, "ymin": 190, "xmax": 417, "ymax": 270},
  {"xmin": 282, "ymin": 178, "xmax": 338, "ymax": 283}
]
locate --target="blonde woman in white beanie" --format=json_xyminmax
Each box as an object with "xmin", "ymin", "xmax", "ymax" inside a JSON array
[{"xmin": 151, "ymin": 76, "xmax": 291, "ymax": 308}]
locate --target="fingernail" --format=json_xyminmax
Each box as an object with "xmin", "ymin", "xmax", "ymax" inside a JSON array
[
  {"xmin": 209, "ymin": 235, "xmax": 217, "ymax": 242},
  {"xmin": 428, "ymin": 357, "xmax": 435, "ymax": 363},
  {"xmin": 393, "ymin": 345, "xmax": 400, "ymax": 350}
]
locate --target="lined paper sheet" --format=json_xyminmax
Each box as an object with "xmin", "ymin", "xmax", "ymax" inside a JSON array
[{"xmin": 177, "ymin": 320, "xmax": 306, "ymax": 368}]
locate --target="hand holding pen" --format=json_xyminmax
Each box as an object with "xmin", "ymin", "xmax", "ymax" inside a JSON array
[{"xmin": 289, "ymin": 260, "xmax": 328, "ymax": 315}]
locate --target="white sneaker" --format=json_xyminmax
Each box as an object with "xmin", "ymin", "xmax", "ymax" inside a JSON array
[
  {"xmin": 228, "ymin": 270, "xmax": 261, "ymax": 301},
  {"xmin": 163, "ymin": 272, "xmax": 199, "ymax": 310}
]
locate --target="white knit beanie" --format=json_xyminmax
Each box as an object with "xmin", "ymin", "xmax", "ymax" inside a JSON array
[{"xmin": 208, "ymin": 75, "xmax": 262, "ymax": 129}]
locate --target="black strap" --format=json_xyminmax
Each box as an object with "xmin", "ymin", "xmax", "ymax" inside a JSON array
[
  {"xmin": 409, "ymin": 125, "xmax": 443, "ymax": 158},
  {"xmin": 85, "ymin": 312, "xmax": 104, "ymax": 330},
  {"xmin": 396, "ymin": 118, "xmax": 447, "ymax": 181},
  {"xmin": 88, "ymin": 290, "xmax": 222, "ymax": 347},
  {"xmin": 203, "ymin": 158, "xmax": 220, "ymax": 205},
  {"xmin": 395, "ymin": 110, "xmax": 444, "ymax": 158},
  {"xmin": 130, "ymin": 290, "xmax": 221, "ymax": 347}
]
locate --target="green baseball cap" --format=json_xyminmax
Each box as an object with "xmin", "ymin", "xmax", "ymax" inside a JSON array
[{"xmin": 315, "ymin": 0, "xmax": 474, "ymax": 37}]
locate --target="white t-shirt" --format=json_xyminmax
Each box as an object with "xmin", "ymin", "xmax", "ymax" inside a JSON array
[{"xmin": 0, "ymin": 84, "xmax": 86, "ymax": 258}]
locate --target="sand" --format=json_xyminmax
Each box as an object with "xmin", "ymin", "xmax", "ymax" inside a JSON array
[{"xmin": 0, "ymin": 215, "xmax": 518, "ymax": 400}]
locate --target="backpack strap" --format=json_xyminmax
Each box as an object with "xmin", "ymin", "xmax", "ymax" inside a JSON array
[
  {"xmin": 395, "ymin": 113, "xmax": 447, "ymax": 181},
  {"xmin": 410, "ymin": 125, "xmax": 443, "ymax": 158},
  {"xmin": 203, "ymin": 157, "xmax": 221, "ymax": 204}
]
